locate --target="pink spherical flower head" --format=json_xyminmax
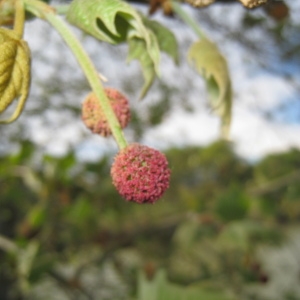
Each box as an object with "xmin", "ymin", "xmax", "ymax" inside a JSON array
[
  {"xmin": 111, "ymin": 144, "xmax": 171, "ymax": 204},
  {"xmin": 81, "ymin": 88, "xmax": 130, "ymax": 137}
]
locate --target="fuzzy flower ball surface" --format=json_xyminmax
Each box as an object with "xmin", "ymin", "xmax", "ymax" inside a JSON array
[
  {"xmin": 111, "ymin": 144, "xmax": 171, "ymax": 204},
  {"xmin": 81, "ymin": 88, "xmax": 130, "ymax": 137}
]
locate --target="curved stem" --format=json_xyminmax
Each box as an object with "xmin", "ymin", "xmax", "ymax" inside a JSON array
[
  {"xmin": 24, "ymin": 0, "xmax": 128, "ymax": 150},
  {"xmin": 14, "ymin": 0, "xmax": 25, "ymax": 37},
  {"xmin": 53, "ymin": 5, "xmax": 70, "ymax": 15},
  {"xmin": 171, "ymin": 1, "xmax": 207, "ymax": 40}
]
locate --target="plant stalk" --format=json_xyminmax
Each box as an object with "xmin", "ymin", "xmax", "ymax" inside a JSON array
[
  {"xmin": 24, "ymin": 0, "xmax": 128, "ymax": 150},
  {"xmin": 171, "ymin": 1, "xmax": 207, "ymax": 40},
  {"xmin": 14, "ymin": 0, "xmax": 25, "ymax": 37}
]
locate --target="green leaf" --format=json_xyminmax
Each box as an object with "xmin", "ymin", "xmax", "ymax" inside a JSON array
[
  {"xmin": 67, "ymin": 0, "xmax": 144, "ymax": 44},
  {"xmin": 67, "ymin": 0, "xmax": 161, "ymax": 98},
  {"xmin": 127, "ymin": 32, "xmax": 160, "ymax": 99},
  {"xmin": 188, "ymin": 39, "xmax": 232, "ymax": 138},
  {"xmin": 127, "ymin": 34, "xmax": 156, "ymax": 99},
  {"xmin": 127, "ymin": 16, "xmax": 179, "ymax": 99},
  {"xmin": 138, "ymin": 270, "xmax": 234, "ymax": 300},
  {"xmin": 142, "ymin": 18, "xmax": 179, "ymax": 65}
]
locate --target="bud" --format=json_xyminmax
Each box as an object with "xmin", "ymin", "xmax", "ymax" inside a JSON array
[
  {"xmin": 111, "ymin": 143, "xmax": 171, "ymax": 204},
  {"xmin": 81, "ymin": 88, "xmax": 130, "ymax": 137},
  {"xmin": 0, "ymin": 28, "xmax": 31, "ymax": 123}
]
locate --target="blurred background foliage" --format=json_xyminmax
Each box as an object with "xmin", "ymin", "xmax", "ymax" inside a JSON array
[{"xmin": 1, "ymin": 140, "xmax": 300, "ymax": 299}]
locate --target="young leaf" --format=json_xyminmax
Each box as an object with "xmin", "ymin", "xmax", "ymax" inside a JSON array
[
  {"xmin": 188, "ymin": 38, "xmax": 232, "ymax": 138},
  {"xmin": 127, "ymin": 33, "xmax": 156, "ymax": 99},
  {"xmin": 127, "ymin": 16, "xmax": 178, "ymax": 99},
  {"xmin": 142, "ymin": 18, "xmax": 179, "ymax": 65},
  {"xmin": 67, "ymin": 0, "xmax": 143, "ymax": 44},
  {"xmin": 67, "ymin": 0, "xmax": 161, "ymax": 98}
]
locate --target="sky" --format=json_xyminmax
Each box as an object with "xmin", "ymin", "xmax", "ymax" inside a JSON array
[{"xmin": 19, "ymin": 0, "xmax": 300, "ymax": 162}]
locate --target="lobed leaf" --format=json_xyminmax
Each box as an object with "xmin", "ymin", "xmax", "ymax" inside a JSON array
[
  {"xmin": 188, "ymin": 38, "xmax": 232, "ymax": 138},
  {"xmin": 67, "ymin": 0, "xmax": 162, "ymax": 98},
  {"xmin": 127, "ymin": 16, "xmax": 179, "ymax": 99},
  {"xmin": 142, "ymin": 18, "xmax": 179, "ymax": 65},
  {"xmin": 67, "ymin": 0, "xmax": 137, "ymax": 43}
]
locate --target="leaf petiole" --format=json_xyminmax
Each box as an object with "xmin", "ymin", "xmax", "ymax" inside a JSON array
[
  {"xmin": 24, "ymin": 0, "xmax": 128, "ymax": 150},
  {"xmin": 14, "ymin": 0, "xmax": 25, "ymax": 38},
  {"xmin": 171, "ymin": 1, "xmax": 207, "ymax": 40}
]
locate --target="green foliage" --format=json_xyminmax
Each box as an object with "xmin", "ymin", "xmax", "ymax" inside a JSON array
[
  {"xmin": 253, "ymin": 149, "xmax": 300, "ymax": 220},
  {"xmin": 166, "ymin": 141, "xmax": 252, "ymax": 212},
  {"xmin": 215, "ymin": 186, "xmax": 249, "ymax": 222},
  {"xmin": 66, "ymin": 0, "xmax": 165, "ymax": 98},
  {"xmin": 127, "ymin": 32, "xmax": 159, "ymax": 99},
  {"xmin": 188, "ymin": 39, "xmax": 232, "ymax": 137},
  {"xmin": 142, "ymin": 18, "xmax": 179, "ymax": 65},
  {"xmin": 138, "ymin": 270, "xmax": 234, "ymax": 300},
  {"xmin": 1, "ymin": 141, "xmax": 300, "ymax": 299},
  {"xmin": 128, "ymin": 17, "xmax": 179, "ymax": 98},
  {"xmin": 67, "ymin": 0, "xmax": 148, "ymax": 44}
]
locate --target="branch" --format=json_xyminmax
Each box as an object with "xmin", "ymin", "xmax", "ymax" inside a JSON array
[{"xmin": 248, "ymin": 170, "xmax": 300, "ymax": 197}]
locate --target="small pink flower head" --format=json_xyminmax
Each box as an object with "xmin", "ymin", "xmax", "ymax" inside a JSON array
[
  {"xmin": 111, "ymin": 144, "xmax": 171, "ymax": 204},
  {"xmin": 81, "ymin": 88, "xmax": 130, "ymax": 137}
]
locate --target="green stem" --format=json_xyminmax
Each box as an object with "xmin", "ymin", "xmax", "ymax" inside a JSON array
[
  {"xmin": 24, "ymin": 0, "xmax": 128, "ymax": 150},
  {"xmin": 14, "ymin": 0, "xmax": 25, "ymax": 37},
  {"xmin": 53, "ymin": 4, "xmax": 70, "ymax": 15},
  {"xmin": 171, "ymin": 1, "xmax": 207, "ymax": 40}
]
